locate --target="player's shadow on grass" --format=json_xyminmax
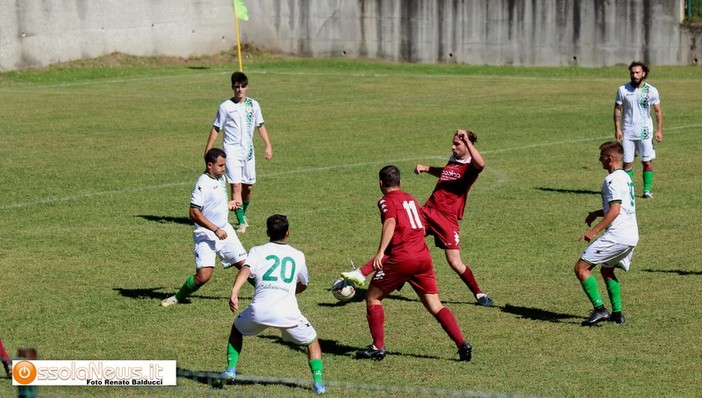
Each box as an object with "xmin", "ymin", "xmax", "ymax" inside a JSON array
[
  {"xmin": 176, "ymin": 367, "xmax": 304, "ymax": 392},
  {"xmin": 536, "ymin": 187, "xmax": 600, "ymax": 195},
  {"xmin": 112, "ymin": 287, "xmax": 227, "ymax": 302},
  {"xmin": 642, "ymin": 268, "xmax": 702, "ymax": 276},
  {"xmin": 260, "ymin": 336, "xmax": 445, "ymax": 361},
  {"xmin": 136, "ymin": 214, "xmax": 192, "ymax": 225},
  {"xmin": 501, "ymin": 304, "xmax": 580, "ymax": 323}
]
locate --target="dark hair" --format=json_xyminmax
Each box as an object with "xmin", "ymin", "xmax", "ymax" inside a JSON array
[
  {"xmin": 231, "ymin": 71, "xmax": 249, "ymax": 87},
  {"xmin": 205, "ymin": 148, "xmax": 226, "ymax": 164},
  {"xmin": 455, "ymin": 130, "xmax": 478, "ymax": 144},
  {"xmin": 599, "ymin": 141, "xmax": 623, "ymax": 156},
  {"xmin": 379, "ymin": 165, "xmax": 401, "ymax": 188},
  {"xmin": 628, "ymin": 61, "xmax": 649, "ymax": 79},
  {"xmin": 267, "ymin": 214, "xmax": 289, "ymax": 241}
]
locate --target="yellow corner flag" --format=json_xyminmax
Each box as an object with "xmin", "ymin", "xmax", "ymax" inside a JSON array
[{"xmin": 234, "ymin": 0, "xmax": 249, "ymax": 21}]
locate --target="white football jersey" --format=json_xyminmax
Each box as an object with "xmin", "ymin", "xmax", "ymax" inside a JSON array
[
  {"xmin": 601, "ymin": 169, "xmax": 639, "ymax": 246},
  {"xmin": 190, "ymin": 172, "xmax": 229, "ymax": 234},
  {"xmin": 615, "ymin": 82, "xmax": 660, "ymax": 141},
  {"xmin": 212, "ymin": 97, "xmax": 264, "ymax": 161},
  {"xmin": 244, "ymin": 242, "xmax": 309, "ymax": 327}
]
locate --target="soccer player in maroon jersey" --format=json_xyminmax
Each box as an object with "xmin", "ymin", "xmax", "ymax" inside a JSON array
[
  {"xmin": 343, "ymin": 129, "xmax": 493, "ymax": 306},
  {"xmin": 355, "ymin": 165, "xmax": 472, "ymax": 361}
]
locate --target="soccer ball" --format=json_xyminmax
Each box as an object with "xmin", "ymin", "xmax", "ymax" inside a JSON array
[{"xmin": 331, "ymin": 277, "xmax": 356, "ymax": 301}]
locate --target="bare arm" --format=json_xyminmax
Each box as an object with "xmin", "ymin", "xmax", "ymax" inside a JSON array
[
  {"xmin": 459, "ymin": 130, "xmax": 485, "ymax": 170},
  {"xmin": 190, "ymin": 207, "xmax": 228, "ymax": 240},
  {"xmin": 372, "ymin": 217, "xmax": 396, "ymax": 270},
  {"xmin": 580, "ymin": 203, "xmax": 620, "ymax": 242},
  {"xmin": 257, "ymin": 125, "xmax": 273, "ymax": 159},
  {"xmin": 414, "ymin": 165, "xmax": 443, "ymax": 177},
  {"xmin": 613, "ymin": 104, "xmax": 623, "ymax": 141},
  {"xmin": 653, "ymin": 103, "xmax": 663, "ymax": 142},
  {"xmin": 229, "ymin": 266, "xmax": 252, "ymax": 312},
  {"xmin": 205, "ymin": 127, "xmax": 220, "ymax": 156}
]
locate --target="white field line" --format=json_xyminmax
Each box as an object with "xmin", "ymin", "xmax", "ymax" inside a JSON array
[{"xmin": 1, "ymin": 124, "xmax": 699, "ymax": 210}]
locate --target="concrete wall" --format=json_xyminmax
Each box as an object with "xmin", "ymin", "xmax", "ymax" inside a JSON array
[
  {"xmin": 241, "ymin": 0, "xmax": 701, "ymax": 67},
  {"xmin": 0, "ymin": 0, "xmax": 237, "ymax": 71},
  {"xmin": 2, "ymin": 0, "xmax": 701, "ymax": 71}
]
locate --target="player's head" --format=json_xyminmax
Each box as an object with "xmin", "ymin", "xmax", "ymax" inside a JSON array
[
  {"xmin": 379, "ymin": 165, "xmax": 401, "ymax": 190},
  {"xmin": 452, "ymin": 130, "xmax": 477, "ymax": 159},
  {"xmin": 598, "ymin": 141, "xmax": 623, "ymax": 170},
  {"xmin": 205, "ymin": 148, "xmax": 227, "ymax": 178},
  {"xmin": 231, "ymin": 71, "xmax": 249, "ymax": 87},
  {"xmin": 628, "ymin": 61, "xmax": 649, "ymax": 85},
  {"xmin": 231, "ymin": 72, "xmax": 249, "ymax": 101},
  {"xmin": 267, "ymin": 214, "xmax": 290, "ymax": 241}
]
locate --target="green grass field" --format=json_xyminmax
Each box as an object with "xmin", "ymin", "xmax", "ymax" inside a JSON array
[{"xmin": 1, "ymin": 53, "xmax": 701, "ymax": 397}]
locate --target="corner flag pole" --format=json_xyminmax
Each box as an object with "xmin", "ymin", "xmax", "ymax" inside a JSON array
[{"xmin": 233, "ymin": 0, "xmax": 249, "ymax": 72}]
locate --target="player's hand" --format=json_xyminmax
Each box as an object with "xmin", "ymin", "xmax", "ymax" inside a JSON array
[
  {"xmin": 655, "ymin": 130, "xmax": 663, "ymax": 142},
  {"xmin": 414, "ymin": 164, "xmax": 428, "ymax": 174},
  {"xmin": 615, "ymin": 130, "xmax": 623, "ymax": 142},
  {"xmin": 579, "ymin": 229, "xmax": 597, "ymax": 243},
  {"xmin": 229, "ymin": 295, "xmax": 239, "ymax": 312},
  {"xmin": 215, "ymin": 228, "xmax": 227, "ymax": 240},
  {"xmin": 372, "ymin": 253, "xmax": 384, "ymax": 270},
  {"xmin": 456, "ymin": 129, "xmax": 469, "ymax": 142},
  {"xmin": 228, "ymin": 200, "xmax": 239, "ymax": 211},
  {"xmin": 264, "ymin": 147, "xmax": 273, "ymax": 160}
]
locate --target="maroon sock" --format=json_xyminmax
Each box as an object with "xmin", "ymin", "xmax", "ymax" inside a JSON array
[
  {"xmin": 434, "ymin": 307, "xmax": 465, "ymax": 347},
  {"xmin": 366, "ymin": 304, "xmax": 385, "ymax": 349},
  {"xmin": 360, "ymin": 258, "xmax": 374, "ymax": 276},
  {"xmin": 460, "ymin": 267, "xmax": 482, "ymax": 296}
]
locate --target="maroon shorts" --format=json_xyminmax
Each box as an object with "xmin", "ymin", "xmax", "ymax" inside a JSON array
[
  {"xmin": 369, "ymin": 256, "xmax": 439, "ymax": 295},
  {"xmin": 420, "ymin": 206, "xmax": 461, "ymax": 250}
]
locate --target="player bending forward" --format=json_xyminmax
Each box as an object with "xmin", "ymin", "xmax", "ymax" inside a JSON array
[
  {"xmin": 355, "ymin": 165, "xmax": 472, "ymax": 361},
  {"xmin": 575, "ymin": 141, "xmax": 638, "ymax": 326},
  {"xmin": 223, "ymin": 214, "xmax": 326, "ymax": 394}
]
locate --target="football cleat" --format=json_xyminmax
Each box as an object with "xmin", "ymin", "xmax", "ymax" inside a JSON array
[
  {"xmin": 160, "ymin": 295, "xmax": 179, "ymax": 307},
  {"xmin": 313, "ymin": 382, "xmax": 327, "ymax": 394},
  {"xmin": 476, "ymin": 294, "xmax": 494, "ymax": 307},
  {"xmin": 457, "ymin": 341, "xmax": 472, "ymax": 361},
  {"xmin": 642, "ymin": 191, "xmax": 653, "ymax": 199},
  {"xmin": 341, "ymin": 269, "xmax": 366, "ymax": 287},
  {"xmin": 610, "ymin": 311, "xmax": 626, "ymax": 324},
  {"xmin": 355, "ymin": 345, "xmax": 386, "ymax": 360},
  {"xmin": 581, "ymin": 306, "xmax": 610, "ymax": 326},
  {"xmin": 221, "ymin": 367, "xmax": 237, "ymax": 380}
]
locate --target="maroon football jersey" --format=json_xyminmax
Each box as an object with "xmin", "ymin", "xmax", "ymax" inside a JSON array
[
  {"xmin": 424, "ymin": 157, "xmax": 481, "ymax": 220},
  {"xmin": 378, "ymin": 189, "xmax": 431, "ymax": 262}
]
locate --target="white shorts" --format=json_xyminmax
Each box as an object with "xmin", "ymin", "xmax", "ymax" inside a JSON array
[
  {"xmin": 622, "ymin": 138, "xmax": 656, "ymax": 164},
  {"xmin": 193, "ymin": 223, "xmax": 247, "ymax": 269},
  {"xmin": 224, "ymin": 155, "xmax": 256, "ymax": 185},
  {"xmin": 234, "ymin": 313, "xmax": 318, "ymax": 346},
  {"xmin": 581, "ymin": 237, "xmax": 635, "ymax": 271}
]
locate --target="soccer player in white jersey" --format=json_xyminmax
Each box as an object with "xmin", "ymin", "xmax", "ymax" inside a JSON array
[
  {"xmin": 223, "ymin": 214, "xmax": 326, "ymax": 394},
  {"xmin": 205, "ymin": 72, "xmax": 273, "ymax": 232},
  {"xmin": 574, "ymin": 141, "xmax": 639, "ymax": 326},
  {"xmin": 161, "ymin": 148, "xmax": 247, "ymax": 307},
  {"xmin": 614, "ymin": 61, "xmax": 663, "ymax": 199}
]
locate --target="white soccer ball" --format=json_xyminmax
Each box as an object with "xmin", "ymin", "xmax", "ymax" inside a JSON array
[{"xmin": 331, "ymin": 277, "xmax": 356, "ymax": 301}]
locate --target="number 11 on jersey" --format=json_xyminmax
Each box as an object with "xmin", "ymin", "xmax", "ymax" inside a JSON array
[{"xmin": 403, "ymin": 201, "xmax": 424, "ymax": 230}]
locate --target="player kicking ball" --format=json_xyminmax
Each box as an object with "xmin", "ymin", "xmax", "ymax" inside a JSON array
[
  {"xmin": 355, "ymin": 166, "xmax": 472, "ymax": 361},
  {"xmin": 574, "ymin": 141, "xmax": 638, "ymax": 326}
]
